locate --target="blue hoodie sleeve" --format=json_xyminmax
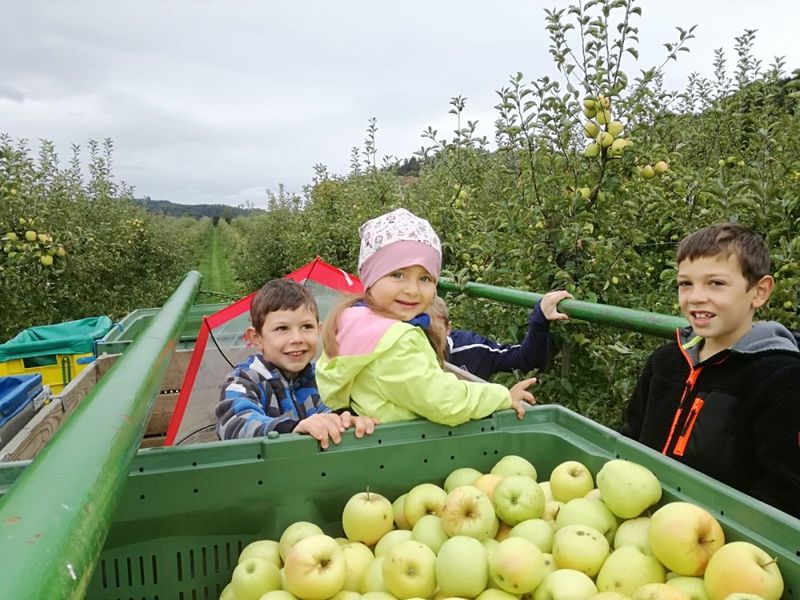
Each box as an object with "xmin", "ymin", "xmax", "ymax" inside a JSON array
[{"xmin": 447, "ymin": 303, "xmax": 552, "ymax": 380}]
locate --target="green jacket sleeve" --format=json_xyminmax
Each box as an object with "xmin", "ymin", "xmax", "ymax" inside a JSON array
[{"xmin": 371, "ymin": 328, "xmax": 513, "ymax": 426}]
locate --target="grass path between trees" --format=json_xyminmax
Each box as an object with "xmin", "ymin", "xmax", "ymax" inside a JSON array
[{"xmin": 196, "ymin": 225, "xmax": 241, "ymax": 301}]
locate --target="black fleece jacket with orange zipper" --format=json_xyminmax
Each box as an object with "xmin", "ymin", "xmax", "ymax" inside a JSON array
[{"xmin": 623, "ymin": 321, "xmax": 800, "ymax": 519}]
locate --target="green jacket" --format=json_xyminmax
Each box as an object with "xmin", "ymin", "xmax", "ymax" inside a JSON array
[{"xmin": 317, "ymin": 319, "xmax": 512, "ymax": 426}]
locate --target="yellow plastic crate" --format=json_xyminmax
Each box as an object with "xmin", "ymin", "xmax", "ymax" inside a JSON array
[{"xmin": 0, "ymin": 352, "xmax": 95, "ymax": 394}]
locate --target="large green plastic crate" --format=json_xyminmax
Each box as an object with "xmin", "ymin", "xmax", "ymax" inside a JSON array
[
  {"xmin": 96, "ymin": 303, "xmax": 228, "ymax": 355},
  {"xmin": 0, "ymin": 406, "xmax": 779, "ymax": 599}
]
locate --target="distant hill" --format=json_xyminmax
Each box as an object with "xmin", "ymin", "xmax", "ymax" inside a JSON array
[{"xmin": 135, "ymin": 197, "xmax": 264, "ymax": 220}]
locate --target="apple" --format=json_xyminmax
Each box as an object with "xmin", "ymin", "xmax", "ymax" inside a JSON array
[
  {"xmin": 596, "ymin": 459, "xmax": 662, "ymax": 519},
  {"xmin": 555, "ymin": 498, "xmax": 618, "ymax": 543},
  {"xmin": 232, "ymin": 557, "xmax": 282, "ymax": 600},
  {"xmin": 361, "ymin": 556, "xmax": 389, "ymax": 593},
  {"xmin": 240, "ymin": 539, "xmax": 282, "ymax": 567},
  {"xmin": 721, "ymin": 595, "xmax": 766, "ymax": 600},
  {"xmin": 279, "ymin": 521, "xmax": 324, "ymax": 561},
  {"xmin": 361, "ymin": 593, "xmax": 397, "ymax": 600},
  {"xmin": 492, "ymin": 475, "xmax": 545, "ymax": 526},
  {"xmin": 542, "ymin": 501, "xmax": 564, "ymax": 524},
  {"xmin": 584, "ymin": 488, "xmax": 603, "ymax": 502},
  {"xmin": 440, "ymin": 485, "xmax": 499, "ymax": 540},
  {"xmin": 473, "ymin": 473, "xmax": 505, "ymax": 499},
  {"xmin": 613, "ymin": 517, "xmax": 652, "ymax": 555},
  {"xmin": 584, "ymin": 143, "xmax": 601, "ymax": 158},
  {"xmin": 541, "ymin": 552, "xmax": 558, "ymax": 580},
  {"xmin": 219, "ymin": 583, "xmax": 236, "ymax": 600},
  {"xmin": 488, "ymin": 536, "xmax": 545, "ymax": 595},
  {"xmin": 549, "ymin": 461, "xmax": 594, "ymax": 502},
  {"xmin": 404, "ymin": 483, "xmax": 447, "ymax": 527},
  {"xmin": 374, "ymin": 530, "xmax": 413, "ymax": 558},
  {"xmin": 667, "ymin": 576, "xmax": 709, "ymax": 600},
  {"xmin": 444, "ymin": 467, "xmax": 483, "ymax": 492},
  {"xmin": 654, "ymin": 161, "xmax": 669, "ymax": 174},
  {"xmin": 632, "ymin": 583, "xmax": 690, "ymax": 600},
  {"xmin": 261, "ymin": 592, "xmax": 298, "ymax": 600},
  {"xmin": 596, "ymin": 546, "xmax": 665, "ymax": 596},
  {"xmin": 607, "ymin": 121, "xmax": 624, "ymax": 137},
  {"xmin": 341, "ymin": 542, "xmax": 375, "ymax": 591},
  {"xmin": 589, "ymin": 593, "xmax": 631, "ymax": 600},
  {"xmin": 343, "ymin": 491, "xmax": 395, "ymax": 546},
  {"xmin": 641, "ymin": 165, "xmax": 656, "ymax": 179},
  {"xmin": 482, "ymin": 537, "xmax": 499, "ymax": 556},
  {"xmin": 491, "ymin": 455, "xmax": 538, "ymax": 480},
  {"xmin": 381, "ymin": 540, "xmax": 437, "ymax": 599},
  {"xmin": 477, "ymin": 589, "xmax": 520, "ymax": 600},
  {"xmin": 584, "ymin": 122, "xmax": 601, "ymax": 139},
  {"xmin": 410, "ymin": 514, "xmax": 449, "ymax": 554},
  {"xmin": 436, "ymin": 536, "xmax": 489, "ymax": 597},
  {"xmin": 393, "ymin": 494, "xmax": 411, "ymax": 530},
  {"xmin": 703, "ymin": 542, "xmax": 784, "ymax": 600},
  {"xmin": 648, "ymin": 503, "xmax": 724, "ymax": 576},
  {"xmin": 539, "ymin": 482, "xmax": 554, "ymax": 502},
  {"xmin": 284, "ymin": 534, "xmax": 347, "ymax": 600},
  {"xmin": 495, "ymin": 521, "xmax": 513, "ymax": 541},
  {"xmin": 508, "ymin": 518, "xmax": 554, "ymax": 553},
  {"xmin": 533, "ymin": 568, "xmax": 598, "ymax": 600},
  {"xmin": 329, "ymin": 592, "xmax": 361, "ymax": 600},
  {"xmin": 552, "ymin": 524, "xmax": 610, "ymax": 577}
]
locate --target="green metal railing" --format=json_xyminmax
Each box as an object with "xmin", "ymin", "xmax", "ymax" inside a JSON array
[
  {"xmin": 438, "ymin": 279, "xmax": 688, "ymax": 339},
  {"xmin": 0, "ymin": 271, "xmax": 202, "ymax": 599}
]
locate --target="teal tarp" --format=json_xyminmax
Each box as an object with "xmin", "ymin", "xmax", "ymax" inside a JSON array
[{"xmin": 0, "ymin": 317, "xmax": 113, "ymax": 362}]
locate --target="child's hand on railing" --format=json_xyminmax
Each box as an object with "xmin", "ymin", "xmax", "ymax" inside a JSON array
[
  {"xmin": 509, "ymin": 377, "xmax": 537, "ymax": 419},
  {"xmin": 540, "ymin": 290, "xmax": 573, "ymax": 321}
]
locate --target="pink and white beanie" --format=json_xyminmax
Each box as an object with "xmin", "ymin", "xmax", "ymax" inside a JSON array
[{"xmin": 357, "ymin": 208, "xmax": 442, "ymax": 290}]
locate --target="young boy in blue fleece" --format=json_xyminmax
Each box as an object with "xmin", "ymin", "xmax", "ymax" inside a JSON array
[
  {"xmin": 428, "ymin": 292, "xmax": 571, "ymax": 381},
  {"xmin": 215, "ymin": 278, "xmax": 377, "ymax": 447}
]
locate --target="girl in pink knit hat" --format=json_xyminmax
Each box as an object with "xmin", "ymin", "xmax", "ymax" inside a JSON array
[{"xmin": 316, "ymin": 208, "xmax": 537, "ymax": 426}]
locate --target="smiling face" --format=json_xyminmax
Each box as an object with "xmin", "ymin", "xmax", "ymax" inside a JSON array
[
  {"xmin": 368, "ymin": 264, "xmax": 437, "ymax": 321},
  {"xmin": 677, "ymin": 253, "xmax": 773, "ymax": 357},
  {"xmin": 247, "ymin": 305, "xmax": 319, "ymax": 378}
]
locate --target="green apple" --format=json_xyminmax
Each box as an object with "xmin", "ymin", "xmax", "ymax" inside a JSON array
[
  {"xmin": 667, "ymin": 576, "xmax": 709, "ymax": 600},
  {"xmin": 493, "ymin": 475, "xmax": 545, "ymax": 526},
  {"xmin": 329, "ymin": 591, "xmax": 361, "ymax": 600},
  {"xmin": 555, "ymin": 498, "xmax": 618, "ymax": 543},
  {"xmin": 589, "ymin": 593, "xmax": 632, "ymax": 600},
  {"xmin": 392, "ymin": 494, "xmax": 411, "ymax": 530},
  {"xmin": 489, "ymin": 536, "xmax": 545, "ymax": 595},
  {"xmin": 279, "ymin": 521, "xmax": 324, "ymax": 561},
  {"xmin": 721, "ymin": 595, "xmax": 766, "ymax": 600},
  {"xmin": 361, "ymin": 593, "xmax": 397, "ymax": 600},
  {"xmin": 549, "ymin": 461, "xmax": 594, "ymax": 502},
  {"xmin": 260, "ymin": 592, "xmax": 298, "ymax": 600},
  {"xmin": 436, "ymin": 536, "xmax": 489, "ymax": 597},
  {"xmin": 491, "ymin": 454, "xmax": 538, "ymax": 480},
  {"xmin": 220, "ymin": 583, "xmax": 236, "ymax": 600},
  {"xmin": 341, "ymin": 542, "xmax": 375, "ymax": 591},
  {"xmin": 381, "ymin": 540, "xmax": 437, "ymax": 599},
  {"xmin": 533, "ymin": 568, "xmax": 598, "ymax": 600},
  {"xmin": 552, "ymin": 524, "xmax": 610, "ymax": 577},
  {"xmin": 444, "ymin": 467, "xmax": 483, "ymax": 492},
  {"xmin": 509, "ymin": 518, "xmax": 554, "ymax": 553},
  {"xmin": 374, "ymin": 530, "xmax": 413, "ymax": 558},
  {"xmin": 440, "ymin": 485, "xmax": 499, "ymax": 540},
  {"xmin": 641, "ymin": 165, "xmax": 656, "ymax": 179},
  {"xmin": 584, "ymin": 143, "xmax": 601, "ymax": 158},
  {"xmin": 654, "ymin": 161, "xmax": 669, "ymax": 174},
  {"xmin": 584, "ymin": 488, "xmax": 603, "ymax": 502},
  {"xmin": 584, "ymin": 122, "xmax": 601, "ymax": 139},
  {"xmin": 607, "ymin": 121, "xmax": 624, "ymax": 137},
  {"xmin": 404, "ymin": 483, "xmax": 447, "ymax": 527},
  {"xmin": 240, "ymin": 539, "xmax": 282, "ymax": 567},
  {"xmin": 539, "ymin": 482, "xmax": 554, "ymax": 502},
  {"xmin": 284, "ymin": 534, "xmax": 347, "ymax": 600},
  {"xmin": 410, "ymin": 514, "xmax": 449, "ymax": 554},
  {"xmin": 596, "ymin": 459, "xmax": 662, "ymax": 519},
  {"xmin": 648, "ymin": 502, "xmax": 724, "ymax": 576},
  {"xmin": 473, "ymin": 474, "xmax": 504, "ymax": 500},
  {"xmin": 343, "ymin": 491, "xmax": 395, "ymax": 546},
  {"xmin": 632, "ymin": 583, "xmax": 690, "ymax": 600},
  {"xmin": 232, "ymin": 557, "xmax": 282, "ymax": 600},
  {"xmin": 613, "ymin": 517, "xmax": 652, "ymax": 555},
  {"xmin": 598, "ymin": 131, "xmax": 614, "ymax": 147},
  {"xmin": 542, "ymin": 500, "xmax": 564, "ymax": 524},
  {"xmin": 361, "ymin": 556, "xmax": 389, "ymax": 593},
  {"xmin": 703, "ymin": 542, "xmax": 783, "ymax": 600},
  {"xmin": 477, "ymin": 589, "xmax": 520, "ymax": 600},
  {"xmin": 596, "ymin": 546, "xmax": 665, "ymax": 596},
  {"xmin": 25, "ymin": 230, "xmax": 37, "ymax": 242}
]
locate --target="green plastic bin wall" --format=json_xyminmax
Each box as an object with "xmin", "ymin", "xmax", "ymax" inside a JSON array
[
  {"xmin": 96, "ymin": 303, "xmax": 228, "ymax": 355},
  {"xmin": 77, "ymin": 405, "xmax": 799, "ymax": 600}
]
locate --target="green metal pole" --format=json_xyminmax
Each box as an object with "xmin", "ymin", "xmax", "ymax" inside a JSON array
[
  {"xmin": 0, "ymin": 271, "xmax": 202, "ymax": 599},
  {"xmin": 437, "ymin": 279, "xmax": 687, "ymax": 340}
]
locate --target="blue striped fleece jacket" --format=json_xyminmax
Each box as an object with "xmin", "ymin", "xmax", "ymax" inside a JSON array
[{"xmin": 215, "ymin": 354, "xmax": 330, "ymax": 440}]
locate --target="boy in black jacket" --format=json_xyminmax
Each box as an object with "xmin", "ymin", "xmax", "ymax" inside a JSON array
[{"xmin": 623, "ymin": 223, "xmax": 800, "ymax": 518}]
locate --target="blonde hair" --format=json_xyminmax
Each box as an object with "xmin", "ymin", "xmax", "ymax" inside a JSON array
[{"xmin": 322, "ymin": 293, "xmax": 446, "ymax": 365}]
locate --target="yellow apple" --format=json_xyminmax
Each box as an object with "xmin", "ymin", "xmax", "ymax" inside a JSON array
[
  {"xmin": 392, "ymin": 494, "xmax": 411, "ymax": 530},
  {"xmin": 596, "ymin": 459, "xmax": 662, "ymax": 519},
  {"xmin": 552, "ymin": 524, "xmax": 610, "ymax": 577},
  {"xmin": 596, "ymin": 546, "xmax": 666, "ymax": 596},
  {"xmin": 534, "ymin": 568, "xmax": 598, "ymax": 600},
  {"xmin": 404, "ymin": 483, "xmax": 447, "ymax": 527},
  {"xmin": 549, "ymin": 461, "xmax": 594, "ymax": 503},
  {"xmin": 509, "ymin": 518, "xmax": 554, "ymax": 553},
  {"xmin": 489, "ymin": 536, "xmax": 545, "ymax": 595},
  {"xmin": 284, "ymin": 534, "xmax": 347, "ymax": 600},
  {"xmin": 648, "ymin": 502, "xmax": 724, "ymax": 576},
  {"xmin": 493, "ymin": 475, "xmax": 545, "ymax": 526},
  {"xmin": 440, "ymin": 485, "xmax": 499, "ymax": 540},
  {"xmin": 436, "ymin": 536, "xmax": 489, "ymax": 597},
  {"xmin": 491, "ymin": 455, "xmax": 538, "ymax": 480},
  {"xmin": 667, "ymin": 576, "xmax": 709, "ymax": 600},
  {"xmin": 703, "ymin": 542, "xmax": 783, "ymax": 600},
  {"xmin": 382, "ymin": 540, "xmax": 437, "ymax": 599},
  {"xmin": 239, "ymin": 539, "xmax": 281, "ymax": 567},
  {"xmin": 279, "ymin": 521, "xmax": 324, "ymax": 561},
  {"xmin": 343, "ymin": 491, "xmax": 395, "ymax": 545},
  {"xmin": 444, "ymin": 467, "xmax": 483, "ymax": 492},
  {"xmin": 632, "ymin": 583, "xmax": 690, "ymax": 600},
  {"xmin": 341, "ymin": 542, "xmax": 374, "ymax": 591},
  {"xmin": 232, "ymin": 557, "xmax": 282, "ymax": 600},
  {"xmin": 410, "ymin": 514, "xmax": 449, "ymax": 554},
  {"xmin": 374, "ymin": 530, "xmax": 413, "ymax": 558}
]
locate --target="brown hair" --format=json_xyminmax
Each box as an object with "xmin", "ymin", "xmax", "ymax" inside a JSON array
[
  {"xmin": 321, "ymin": 294, "xmax": 446, "ymax": 365},
  {"xmin": 250, "ymin": 279, "xmax": 318, "ymax": 332},
  {"xmin": 677, "ymin": 223, "xmax": 770, "ymax": 289}
]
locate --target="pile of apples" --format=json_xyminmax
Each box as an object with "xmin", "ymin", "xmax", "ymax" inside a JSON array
[{"xmin": 220, "ymin": 456, "xmax": 785, "ymax": 600}]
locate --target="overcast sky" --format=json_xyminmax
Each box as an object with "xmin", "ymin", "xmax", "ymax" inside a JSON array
[{"xmin": 3, "ymin": 1, "xmax": 799, "ymax": 207}]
